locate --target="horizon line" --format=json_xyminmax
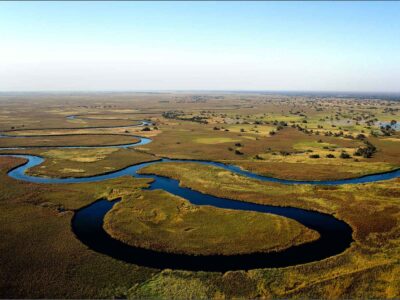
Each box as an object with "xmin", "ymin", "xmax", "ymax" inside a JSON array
[{"xmin": 1, "ymin": 89, "xmax": 400, "ymax": 95}]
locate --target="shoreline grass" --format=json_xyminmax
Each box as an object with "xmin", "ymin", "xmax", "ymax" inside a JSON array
[{"xmin": 104, "ymin": 190, "xmax": 319, "ymax": 256}]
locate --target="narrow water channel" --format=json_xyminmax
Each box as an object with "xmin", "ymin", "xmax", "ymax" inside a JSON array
[{"xmin": 0, "ymin": 117, "xmax": 398, "ymax": 271}]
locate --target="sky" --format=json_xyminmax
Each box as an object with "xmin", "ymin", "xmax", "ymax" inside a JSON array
[{"xmin": 0, "ymin": 1, "xmax": 399, "ymax": 92}]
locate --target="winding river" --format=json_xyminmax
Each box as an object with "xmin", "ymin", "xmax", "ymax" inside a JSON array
[{"xmin": 1, "ymin": 116, "xmax": 399, "ymax": 271}]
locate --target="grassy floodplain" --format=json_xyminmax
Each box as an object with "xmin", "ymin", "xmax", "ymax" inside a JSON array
[
  {"xmin": 0, "ymin": 92, "xmax": 399, "ymax": 298},
  {"xmin": 104, "ymin": 190, "xmax": 319, "ymax": 255},
  {"xmin": 7, "ymin": 148, "xmax": 158, "ymax": 177},
  {"xmin": 0, "ymin": 134, "xmax": 139, "ymax": 148}
]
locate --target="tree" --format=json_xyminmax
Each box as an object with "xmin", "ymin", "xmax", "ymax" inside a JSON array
[
  {"xmin": 340, "ymin": 152, "xmax": 351, "ymax": 159},
  {"xmin": 353, "ymin": 141, "xmax": 377, "ymax": 158},
  {"xmin": 235, "ymin": 150, "xmax": 244, "ymax": 155},
  {"xmin": 356, "ymin": 133, "xmax": 366, "ymax": 140}
]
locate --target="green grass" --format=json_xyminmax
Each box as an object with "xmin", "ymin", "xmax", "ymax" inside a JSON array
[
  {"xmin": 0, "ymin": 134, "xmax": 138, "ymax": 147},
  {"xmin": 139, "ymin": 161, "xmax": 400, "ymax": 250},
  {"xmin": 225, "ymin": 124, "xmax": 275, "ymax": 135},
  {"xmin": 1, "ymin": 148, "xmax": 157, "ymax": 178},
  {"xmin": 293, "ymin": 141, "xmax": 339, "ymax": 150},
  {"xmin": 137, "ymin": 160, "xmax": 400, "ymax": 298},
  {"xmin": 104, "ymin": 189, "xmax": 319, "ymax": 255},
  {"xmin": 194, "ymin": 137, "xmax": 240, "ymax": 144},
  {"xmin": 0, "ymin": 156, "xmax": 157, "ymax": 298},
  {"xmin": 0, "ymin": 94, "xmax": 399, "ymax": 299}
]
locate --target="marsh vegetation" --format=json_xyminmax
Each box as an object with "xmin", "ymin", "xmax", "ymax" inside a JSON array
[{"xmin": 0, "ymin": 92, "xmax": 399, "ymax": 298}]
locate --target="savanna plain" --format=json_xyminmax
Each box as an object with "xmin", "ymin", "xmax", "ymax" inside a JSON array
[{"xmin": 0, "ymin": 92, "xmax": 399, "ymax": 299}]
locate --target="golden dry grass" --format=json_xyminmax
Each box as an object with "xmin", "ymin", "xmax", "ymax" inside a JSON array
[{"xmin": 0, "ymin": 93, "xmax": 399, "ymax": 298}]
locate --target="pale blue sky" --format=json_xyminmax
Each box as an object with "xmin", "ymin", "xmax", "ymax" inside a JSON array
[{"xmin": 1, "ymin": 1, "xmax": 399, "ymax": 92}]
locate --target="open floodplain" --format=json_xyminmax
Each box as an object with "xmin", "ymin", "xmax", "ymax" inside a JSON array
[{"xmin": 0, "ymin": 92, "xmax": 399, "ymax": 298}]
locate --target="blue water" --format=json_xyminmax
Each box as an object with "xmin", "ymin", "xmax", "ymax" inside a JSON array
[
  {"xmin": 0, "ymin": 116, "xmax": 398, "ymax": 271},
  {"xmin": 377, "ymin": 121, "xmax": 400, "ymax": 131},
  {"xmin": 5, "ymin": 155, "xmax": 400, "ymax": 185}
]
